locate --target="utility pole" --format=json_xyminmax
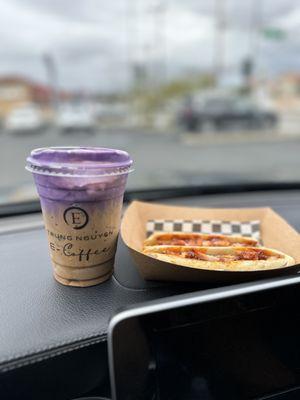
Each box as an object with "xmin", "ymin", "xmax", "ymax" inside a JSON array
[
  {"xmin": 214, "ymin": 0, "xmax": 226, "ymax": 86},
  {"xmin": 152, "ymin": 1, "xmax": 167, "ymax": 86},
  {"xmin": 125, "ymin": 0, "xmax": 137, "ymax": 91},
  {"xmin": 249, "ymin": 0, "xmax": 263, "ymax": 80},
  {"xmin": 43, "ymin": 53, "xmax": 59, "ymax": 111},
  {"xmin": 132, "ymin": 0, "xmax": 148, "ymax": 90}
]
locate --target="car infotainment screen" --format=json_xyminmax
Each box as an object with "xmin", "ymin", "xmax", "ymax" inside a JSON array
[{"xmin": 110, "ymin": 283, "xmax": 300, "ymax": 400}]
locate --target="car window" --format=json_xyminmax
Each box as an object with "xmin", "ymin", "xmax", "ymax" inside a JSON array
[{"xmin": 0, "ymin": 0, "xmax": 300, "ymax": 206}]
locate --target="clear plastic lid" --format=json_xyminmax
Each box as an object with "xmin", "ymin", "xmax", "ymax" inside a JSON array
[{"xmin": 26, "ymin": 147, "xmax": 133, "ymax": 177}]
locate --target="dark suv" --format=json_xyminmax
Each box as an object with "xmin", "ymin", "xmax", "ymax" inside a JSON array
[{"xmin": 179, "ymin": 96, "xmax": 278, "ymax": 132}]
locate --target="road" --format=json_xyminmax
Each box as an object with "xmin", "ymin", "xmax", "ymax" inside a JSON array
[{"xmin": 1, "ymin": 127, "xmax": 300, "ymax": 201}]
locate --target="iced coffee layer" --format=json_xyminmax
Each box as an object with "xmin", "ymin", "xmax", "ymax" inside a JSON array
[
  {"xmin": 54, "ymin": 271, "xmax": 112, "ymax": 287},
  {"xmin": 42, "ymin": 197, "xmax": 122, "ymax": 268},
  {"xmin": 52, "ymin": 258, "xmax": 114, "ymax": 280}
]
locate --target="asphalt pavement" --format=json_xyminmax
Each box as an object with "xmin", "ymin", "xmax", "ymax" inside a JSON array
[{"xmin": 1, "ymin": 127, "xmax": 300, "ymax": 202}]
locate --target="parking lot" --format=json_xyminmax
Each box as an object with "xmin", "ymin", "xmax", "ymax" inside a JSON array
[{"xmin": 1, "ymin": 126, "xmax": 300, "ymax": 202}]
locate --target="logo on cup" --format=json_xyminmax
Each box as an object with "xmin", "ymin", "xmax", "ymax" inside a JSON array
[{"xmin": 63, "ymin": 207, "xmax": 89, "ymax": 230}]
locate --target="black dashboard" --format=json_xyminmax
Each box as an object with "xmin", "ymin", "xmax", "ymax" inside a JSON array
[{"xmin": 1, "ymin": 189, "xmax": 300, "ymax": 399}]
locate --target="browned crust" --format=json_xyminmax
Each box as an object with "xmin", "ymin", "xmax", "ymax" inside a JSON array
[
  {"xmin": 144, "ymin": 232, "xmax": 259, "ymax": 248},
  {"xmin": 143, "ymin": 245, "xmax": 295, "ymax": 272}
]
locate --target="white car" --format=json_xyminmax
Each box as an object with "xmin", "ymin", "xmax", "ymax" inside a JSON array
[
  {"xmin": 56, "ymin": 105, "xmax": 95, "ymax": 133},
  {"xmin": 5, "ymin": 105, "xmax": 45, "ymax": 133}
]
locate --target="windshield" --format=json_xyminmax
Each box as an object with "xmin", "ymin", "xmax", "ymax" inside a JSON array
[{"xmin": 1, "ymin": 0, "xmax": 300, "ymax": 204}]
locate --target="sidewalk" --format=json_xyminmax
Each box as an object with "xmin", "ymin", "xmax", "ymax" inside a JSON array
[{"xmin": 181, "ymin": 129, "xmax": 300, "ymax": 146}]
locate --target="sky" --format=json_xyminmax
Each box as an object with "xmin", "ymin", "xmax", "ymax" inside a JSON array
[{"xmin": 0, "ymin": 0, "xmax": 299, "ymax": 93}]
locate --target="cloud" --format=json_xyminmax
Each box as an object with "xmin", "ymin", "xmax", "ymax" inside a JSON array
[{"xmin": 0, "ymin": 0, "xmax": 299, "ymax": 92}]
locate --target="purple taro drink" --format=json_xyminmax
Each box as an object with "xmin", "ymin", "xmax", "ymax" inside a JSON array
[{"xmin": 26, "ymin": 147, "xmax": 133, "ymax": 287}]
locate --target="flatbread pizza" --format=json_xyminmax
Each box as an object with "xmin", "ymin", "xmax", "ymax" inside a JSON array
[
  {"xmin": 144, "ymin": 232, "xmax": 259, "ymax": 248},
  {"xmin": 143, "ymin": 245, "xmax": 295, "ymax": 272}
]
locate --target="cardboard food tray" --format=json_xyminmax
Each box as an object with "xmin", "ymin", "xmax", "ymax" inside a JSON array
[{"xmin": 121, "ymin": 201, "xmax": 300, "ymax": 283}]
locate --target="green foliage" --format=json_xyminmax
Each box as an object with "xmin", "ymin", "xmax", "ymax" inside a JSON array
[{"xmin": 133, "ymin": 74, "xmax": 215, "ymax": 114}]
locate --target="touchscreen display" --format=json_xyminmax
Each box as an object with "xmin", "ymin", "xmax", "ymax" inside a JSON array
[
  {"xmin": 112, "ymin": 286, "xmax": 300, "ymax": 400},
  {"xmin": 151, "ymin": 307, "xmax": 300, "ymax": 399}
]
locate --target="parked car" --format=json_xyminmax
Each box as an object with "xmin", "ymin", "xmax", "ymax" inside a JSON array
[
  {"xmin": 5, "ymin": 105, "xmax": 45, "ymax": 133},
  {"xmin": 179, "ymin": 96, "xmax": 278, "ymax": 132},
  {"xmin": 56, "ymin": 105, "xmax": 95, "ymax": 133}
]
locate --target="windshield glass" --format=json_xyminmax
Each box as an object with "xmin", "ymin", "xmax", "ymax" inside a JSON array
[{"xmin": 0, "ymin": 0, "xmax": 299, "ymax": 204}]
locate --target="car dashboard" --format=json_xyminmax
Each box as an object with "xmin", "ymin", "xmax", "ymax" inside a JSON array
[{"xmin": 1, "ymin": 189, "xmax": 300, "ymax": 399}]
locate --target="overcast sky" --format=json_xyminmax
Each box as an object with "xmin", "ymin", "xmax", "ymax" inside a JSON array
[{"xmin": 0, "ymin": 0, "xmax": 299, "ymax": 92}]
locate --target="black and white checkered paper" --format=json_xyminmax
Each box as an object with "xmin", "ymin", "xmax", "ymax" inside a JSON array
[{"xmin": 146, "ymin": 219, "xmax": 261, "ymax": 240}]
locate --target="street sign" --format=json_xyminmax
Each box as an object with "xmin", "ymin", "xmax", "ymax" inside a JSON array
[{"xmin": 262, "ymin": 27, "xmax": 286, "ymax": 40}]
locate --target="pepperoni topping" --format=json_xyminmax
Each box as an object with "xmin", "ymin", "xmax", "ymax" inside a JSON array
[
  {"xmin": 160, "ymin": 247, "xmax": 276, "ymax": 262},
  {"xmin": 186, "ymin": 250, "xmax": 196, "ymax": 259},
  {"xmin": 155, "ymin": 234, "xmax": 256, "ymax": 247},
  {"xmin": 234, "ymin": 250, "xmax": 269, "ymax": 261}
]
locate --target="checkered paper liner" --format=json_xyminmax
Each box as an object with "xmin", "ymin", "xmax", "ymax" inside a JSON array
[{"xmin": 146, "ymin": 219, "xmax": 261, "ymax": 241}]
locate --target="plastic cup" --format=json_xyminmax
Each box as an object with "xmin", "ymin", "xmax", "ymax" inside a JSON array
[{"xmin": 26, "ymin": 147, "xmax": 133, "ymax": 287}]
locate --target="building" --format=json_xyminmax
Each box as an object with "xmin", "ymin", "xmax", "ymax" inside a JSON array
[
  {"xmin": 270, "ymin": 73, "xmax": 300, "ymax": 112},
  {"xmin": 0, "ymin": 76, "xmax": 54, "ymax": 119}
]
